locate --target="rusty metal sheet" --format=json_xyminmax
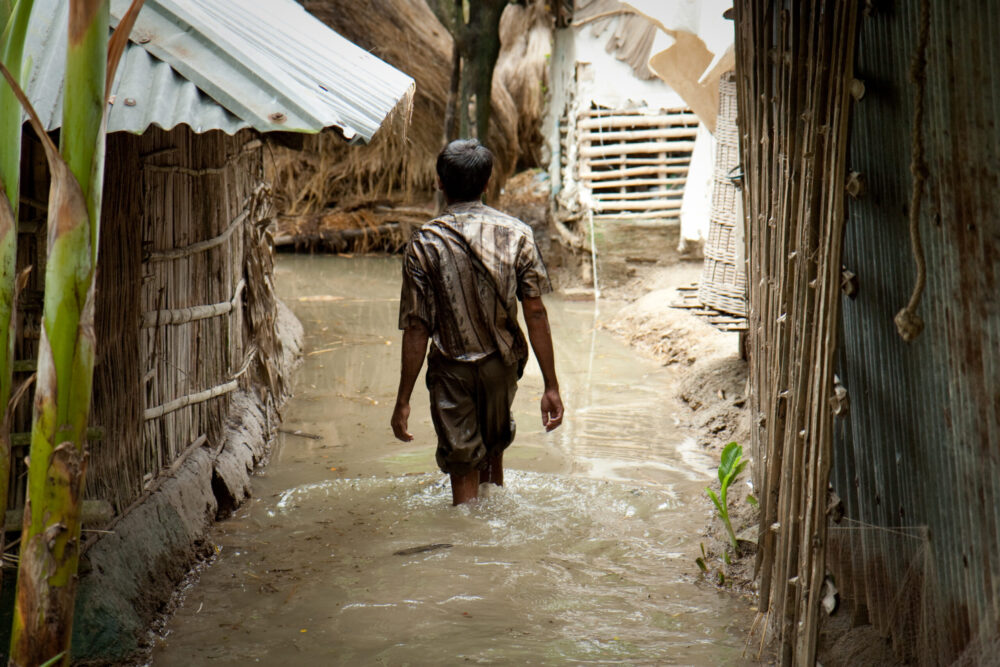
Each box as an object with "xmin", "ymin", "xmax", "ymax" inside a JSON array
[{"xmin": 834, "ymin": 0, "xmax": 1000, "ymax": 658}]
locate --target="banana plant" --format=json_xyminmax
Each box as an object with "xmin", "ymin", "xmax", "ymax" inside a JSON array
[
  {"xmin": 706, "ymin": 441, "xmax": 748, "ymax": 552},
  {"xmin": 1, "ymin": 0, "xmax": 144, "ymax": 663},
  {"xmin": 0, "ymin": 0, "xmax": 36, "ymax": 575}
]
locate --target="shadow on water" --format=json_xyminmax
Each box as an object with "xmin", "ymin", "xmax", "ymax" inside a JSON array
[{"xmin": 151, "ymin": 255, "xmax": 756, "ymax": 665}]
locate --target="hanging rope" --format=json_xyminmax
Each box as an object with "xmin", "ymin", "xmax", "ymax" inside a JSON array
[{"xmin": 894, "ymin": 0, "xmax": 930, "ymax": 341}]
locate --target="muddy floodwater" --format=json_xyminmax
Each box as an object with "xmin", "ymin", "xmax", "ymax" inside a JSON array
[{"xmin": 151, "ymin": 255, "xmax": 755, "ymax": 665}]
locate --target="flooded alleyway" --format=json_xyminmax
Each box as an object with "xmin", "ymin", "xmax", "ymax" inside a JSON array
[{"xmin": 151, "ymin": 255, "xmax": 755, "ymax": 665}]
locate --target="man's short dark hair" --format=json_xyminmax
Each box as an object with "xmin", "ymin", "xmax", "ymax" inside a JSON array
[{"xmin": 436, "ymin": 139, "xmax": 494, "ymax": 202}]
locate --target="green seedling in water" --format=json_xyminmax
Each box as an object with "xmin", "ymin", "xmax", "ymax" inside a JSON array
[
  {"xmin": 695, "ymin": 542, "xmax": 709, "ymax": 573},
  {"xmin": 706, "ymin": 442, "xmax": 748, "ymax": 551},
  {"xmin": 695, "ymin": 542, "xmax": 728, "ymax": 586}
]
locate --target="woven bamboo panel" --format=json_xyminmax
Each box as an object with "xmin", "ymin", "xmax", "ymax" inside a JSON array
[
  {"xmin": 7, "ymin": 125, "xmax": 282, "ymax": 524},
  {"xmin": 698, "ymin": 72, "xmax": 747, "ymax": 318},
  {"xmin": 139, "ymin": 126, "xmax": 259, "ymax": 500},
  {"xmin": 577, "ymin": 107, "xmax": 698, "ymax": 221}
]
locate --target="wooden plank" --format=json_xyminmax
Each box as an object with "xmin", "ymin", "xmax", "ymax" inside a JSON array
[
  {"xmin": 587, "ymin": 155, "xmax": 692, "ymax": 168},
  {"xmin": 594, "ymin": 199, "xmax": 683, "ymax": 212},
  {"xmin": 579, "ymin": 107, "xmax": 692, "ymax": 116},
  {"xmin": 577, "ymin": 114, "xmax": 696, "ymax": 130},
  {"xmin": 582, "ymin": 165, "xmax": 689, "ymax": 180},
  {"xmin": 590, "ymin": 176, "xmax": 688, "ymax": 189},
  {"xmin": 588, "ymin": 187, "xmax": 688, "ymax": 201},
  {"xmin": 580, "ymin": 141, "xmax": 696, "ymax": 158},
  {"xmin": 594, "ymin": 211, "xmax": 681, "ymax": 221},
  {"xmin": 580, "ymin": 127, "xmax": 698, "ymax": 143}
]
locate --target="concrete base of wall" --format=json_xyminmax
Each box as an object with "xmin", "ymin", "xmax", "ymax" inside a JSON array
[{"xmin": 71, "ymin": 301, "xmax": 304, "ymax": 664}]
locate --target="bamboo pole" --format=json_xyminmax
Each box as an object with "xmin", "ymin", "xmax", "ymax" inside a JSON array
[
  {"xmin": 142, "ymin": 379, "xmax": 238, "ymax": 421},
  {"xmin": 735, "ymin": 0, "xmax": 860, "ymax": 663},
  {"xmin": 140, "ymin": 279, "xmax": 245, "ymax": 328},
  {"xmin": 146, "ymin": 210, "xmax": 246, "ymax": 261}
]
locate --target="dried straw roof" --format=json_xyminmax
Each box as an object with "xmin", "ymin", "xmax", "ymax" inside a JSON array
[{"xmin": 268, "ymin": 0, "xmax": 553, "ymax": 218}]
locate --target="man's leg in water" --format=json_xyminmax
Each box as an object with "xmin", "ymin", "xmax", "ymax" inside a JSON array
[
  {"xmin": 479, "ymin": 452, "xmax": 503, "ymax": 486},
  {"xmin": 450, "ymin": 469, "xmax": 480, "ymax": 505}
]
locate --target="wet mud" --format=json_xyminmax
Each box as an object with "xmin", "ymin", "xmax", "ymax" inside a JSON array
[{"xmin": 150, "ymin": 255, "xmax": 756, "ymax": 665}]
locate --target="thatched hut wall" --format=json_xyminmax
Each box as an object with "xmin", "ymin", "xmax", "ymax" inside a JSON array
[
  {"xmin": 12, "ymin": 125, "xmax": 288, "ymax": 519},
  {"xmin": 136, "ymin": 126, "xmax": 271, "ymax": 512},
  {"xmin": 269, "ymin": 0, "xmax": 553, "ymax": 223}
]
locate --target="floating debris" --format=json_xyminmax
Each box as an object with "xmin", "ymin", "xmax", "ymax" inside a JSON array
[{"xmin": 392, "ymin": 543, "xmax": 453, "ymax": 556}]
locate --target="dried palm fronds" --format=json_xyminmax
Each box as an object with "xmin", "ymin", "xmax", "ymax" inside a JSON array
[{"xmin": 268, "ymin": 0, "xmax": 553, "ymax": 226}]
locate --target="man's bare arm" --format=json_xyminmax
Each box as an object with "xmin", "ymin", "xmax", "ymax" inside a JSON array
[
  {"xmin": 522, "ymin": 296, "xmax": 564, "ymax": 431},
  {"xmin": 391, "ymin": 322, "xmax": 430, "ymax": 441}
]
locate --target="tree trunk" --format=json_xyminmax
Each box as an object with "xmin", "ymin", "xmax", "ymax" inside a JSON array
[
  {"xmin": 428, "ymin": 0, "xmax": 507, "ymax": 144},
  {"xmin": 441, "ymin": 0, "xmax": 461, "ymax": 144},
  {"xmin": 464, "ymin": 0, "xmax": 506, "ymax": 144}
]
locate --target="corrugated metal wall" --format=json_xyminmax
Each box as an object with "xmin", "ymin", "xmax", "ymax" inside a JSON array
[{"xmin": 832, "ymin": 0, "xmax": 1000, "ymax": 661}]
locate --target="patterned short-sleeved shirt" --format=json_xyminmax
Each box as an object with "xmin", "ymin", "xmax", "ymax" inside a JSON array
[{"xmin": 398, "ymin": 201, "xmax": 551, "ymax": 367}]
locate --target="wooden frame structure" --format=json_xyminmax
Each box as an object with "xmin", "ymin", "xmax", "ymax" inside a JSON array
[{"xmin": 563, "ymin": 106, "xmax": 699, "ymax": 221}]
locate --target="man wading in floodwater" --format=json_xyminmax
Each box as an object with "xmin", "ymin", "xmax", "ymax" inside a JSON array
[{"xmin": 391, "ymin": 139, "xmax": 564, "ymax": 505}]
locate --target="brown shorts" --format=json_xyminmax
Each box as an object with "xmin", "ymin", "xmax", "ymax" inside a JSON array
[{"xmin": 425, "ymin": 347, "xmax": 519, "ymax": 476}]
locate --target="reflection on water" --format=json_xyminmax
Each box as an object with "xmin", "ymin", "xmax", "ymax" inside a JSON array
[{"xmin": 151, "ymin": 255, "xmax": 754, "ymax": 666}]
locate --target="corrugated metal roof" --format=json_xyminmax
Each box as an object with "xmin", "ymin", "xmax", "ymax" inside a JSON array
[{"xmin": 21, "ymin": 0, "xmax": 415, "ymax": 140}]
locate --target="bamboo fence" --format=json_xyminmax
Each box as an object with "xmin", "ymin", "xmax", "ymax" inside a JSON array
[
  {"xmin": 734, "ymin": 1, "xmax": 860, "ymax": 664},
  {"xmin": 9, "ymin": 125, "xmax": 283, "ymax": 522}
]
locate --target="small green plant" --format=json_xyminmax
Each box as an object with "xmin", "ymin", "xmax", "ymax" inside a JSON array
[
  {"xmin": 706, "ymin": 442, "xmax": 748, "ymax": 552},
  {"xmin": 695, "ymin": 542, "xmax": 727, "ymax": 586},
  {"xmin": 695, "ymin": 542, "xmax": 709, "ymax": 573}
]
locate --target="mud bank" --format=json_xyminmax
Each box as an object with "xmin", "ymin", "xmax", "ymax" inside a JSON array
[
  {"xmin": 69, "ymin": 302, "xmax": 303, "ymax": 665},
  {"xmin": 589, "ymin": 261, "xmax": 759, "ymax": 612}
]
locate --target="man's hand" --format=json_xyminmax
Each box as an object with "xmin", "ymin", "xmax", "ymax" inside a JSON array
[
  {"xmin": 541, "ymin": 387, "xmax": 563, "ymax": 432},
  {"xmin": 392, "ymin": 323, "xmax": 429, "ymax": 443},
  {"xmin": 522, "ymin": 296, "xmax": 563, "ymax": 433},
  {"xmin": 391, "ymin": 401, "xmax": 414, "ymax": 441}
]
